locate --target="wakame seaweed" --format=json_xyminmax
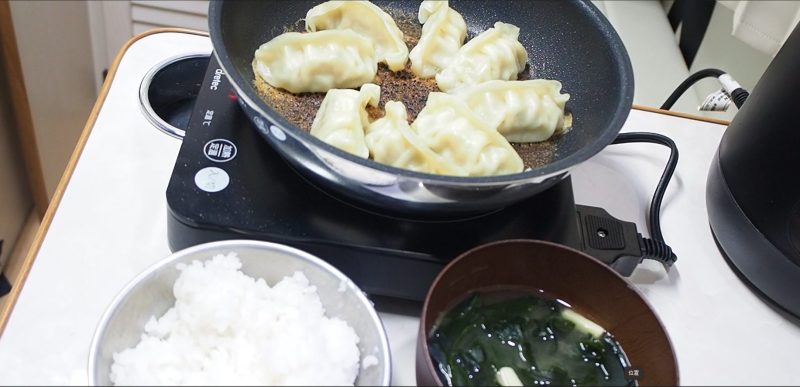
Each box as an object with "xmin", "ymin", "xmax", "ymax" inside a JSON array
[{"xmin": 428, "ymin": 292, "xmax": 635, "ymax": 386}]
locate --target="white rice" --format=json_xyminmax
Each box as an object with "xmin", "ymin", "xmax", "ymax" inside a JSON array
[
  {"xmin": 361, "ymin": 355, "xmax": 379, "ymax": 370},
  {"xmin": 109, "ymin": 253, "xmax": 361, "ymax": 386}
]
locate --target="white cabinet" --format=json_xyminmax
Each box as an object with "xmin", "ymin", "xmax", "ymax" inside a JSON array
[
  {"xmin": 130, "ymin": 1, "xmax": 209, "ymax": 34},
  {"xmin": 90, "ymin": 1, "xmax": 208, "ymax": 89},
  {"xmin": 0, "ymin": 1, "xmax": 209, "ymax": 275}
]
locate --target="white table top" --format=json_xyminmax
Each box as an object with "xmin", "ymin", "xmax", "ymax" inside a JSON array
[{"xmin": 1, "ymin": 31, "xmax": 798, "ymax": 386}]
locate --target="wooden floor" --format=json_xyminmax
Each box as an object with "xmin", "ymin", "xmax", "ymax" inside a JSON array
[{"xmin": 0, "ymin": 211, "xmax": 39, "ymax": 315}]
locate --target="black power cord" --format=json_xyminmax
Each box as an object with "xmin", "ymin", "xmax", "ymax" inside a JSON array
[
  {"xmin": 648, "ymin": 68, "xmax": 753, "ymax": 263},
  {"xmin": 661, "ymin": 68, "xmax": 723, "ymax": 110},
  {"xmin": 611, "ymin": 133, "xmax": 679, "ymax": 268},
  {"xmin": 580, "ymin": 70, "xmax": 751, "ymax": 275},
  {"xmin": 575, "ymin": 132, "xmax": 679, "ymax": 275},
  {"xmin": 661, "ymin": 68, "xmax": 750, "ymax": 111},
  {"xmin": 612, "ymin": 133, "xmax": 678, "ymax": 243}
]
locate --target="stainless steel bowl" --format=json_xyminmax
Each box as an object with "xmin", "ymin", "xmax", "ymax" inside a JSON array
[{"xmin": 88, "ymin": 240, "xmax": 391, "ymax": 385}]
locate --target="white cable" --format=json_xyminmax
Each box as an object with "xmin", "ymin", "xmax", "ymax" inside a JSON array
[
  {"xmin": 699, "ymin": 89, "xmax": 732, "ymax": 112},
  {"xmin": 718, "ymin": 73, "xmax": 743, "ymax": 95}
]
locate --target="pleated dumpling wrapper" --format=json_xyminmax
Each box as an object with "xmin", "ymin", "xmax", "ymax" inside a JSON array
[
  {"xmin": 455, "ymin": 80, "xmax": 571, "ymax": 142},
  {"xmin": 409, "ymin": 0, "xmax": 467, "ymax": 78},
  {"xmin": 411, "ymin": 92, "xmax": 524, "ymax": 176},
  {"xmin": 311, "ymin": 83, "xmax": 381, "ymax": 158},
  {"xmin": 306, "ymin": 0, "xmax": 409, "ymax": 72},
  {"xmin": 252, "ymin": 30, "xmax": 377, "ymax": 93},
  {"xmin": 366, "ymin": 101, "xmax": 465, "ymax": 175},
  {"xmin": 436, "ymin": 22, "xmax": 528, "ymax": 93}
]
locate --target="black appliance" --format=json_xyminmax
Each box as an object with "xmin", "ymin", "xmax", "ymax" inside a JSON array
[
  {"xmin": 707, "ymin": 25, "xmax": 800, "ymax": 317},
  {"xmin": 159, "ymin": 56, "xmax": 651, "ymax": 302}
]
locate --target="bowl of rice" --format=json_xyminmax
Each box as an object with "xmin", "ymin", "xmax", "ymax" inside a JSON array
[{"xmin": 89, "ymin": 240, "xmax": 391, "ymax": 386}]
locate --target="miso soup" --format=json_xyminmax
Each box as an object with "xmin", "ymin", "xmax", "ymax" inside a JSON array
[{"xmin": 428, "ymin": 290, "xmax": 635, "ymax": 386}]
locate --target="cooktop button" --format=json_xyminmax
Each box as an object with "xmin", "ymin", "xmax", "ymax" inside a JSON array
[
  {"xmin": 194, "ymin": 167, "xmax": 230, "ymax": 193},
  {"xmin": 203, "ymin": 139, "xmax": 237, "ymax": 163}
]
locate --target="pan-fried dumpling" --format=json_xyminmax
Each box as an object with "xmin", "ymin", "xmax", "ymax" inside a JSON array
[
  {"xmin": 435, "ymin": 22, "xmax": 528, "ymax": 92},
  {"xmin": 366, "ymin": 101, "xmax": 464, "ymax": 175},
  {"xmin": 409, "ymin": 0, "xmax": 467, "ymax": 78},
  {"xmin": 455, "ymin": 80, "xmax": 571, "ymax": 142},
  {"xmin": 253, "ymin": 30, "xmax": 377, "ymax": 93},
  {"xmin": 306, "ymin": 0, "xmax": 408, "ymax": 72},
  {"xmin": 311, "ymin": 83, "xmax": 381, "ymax": 158},
  {"xmin": 412, "ymin": 93, "xmax": 524, "ymax": 176}
]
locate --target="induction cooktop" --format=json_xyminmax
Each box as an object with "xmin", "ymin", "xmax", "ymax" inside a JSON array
[{"xmin": 161, "ymin": 55, "xmax": 646, "ymax": 301}]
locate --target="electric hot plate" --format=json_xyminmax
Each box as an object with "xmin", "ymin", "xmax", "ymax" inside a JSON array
[{"xmin": 163, "ymin": 56, "xmax": 637, "ymax": 301}]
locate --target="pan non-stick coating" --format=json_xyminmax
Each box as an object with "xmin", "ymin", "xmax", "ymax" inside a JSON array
[
  {"xmin": 212, "ymin": 0, "xmax": 632, "ymax": 181},
  {"xmin": 210, "ymin": 0, "xmax": 632, "ymax": 215}
]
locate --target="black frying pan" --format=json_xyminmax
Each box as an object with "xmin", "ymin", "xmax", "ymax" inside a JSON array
[{"xmin": 209, "ymin": 0, "xmax": 633, "ymax": 216}]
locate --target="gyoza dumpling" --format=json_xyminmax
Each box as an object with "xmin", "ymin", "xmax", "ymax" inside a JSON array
[
  {"xmin": 455, "ymin": 80, "xmax": 571, "ymax": 142},
  {"xmin": 436, "ymin": 22, "xmax": 528, "ymax": 92},
  {"xmin": 409, "ymin": 0, "xmax": 467, "ymax": 78},
  {"xmin": 412, "ymin": 93, "xmax": 524, "ymax": 176},
  {"xmin": 311, "ymin": 83, "xmax": 380, "ymax": 158},
  {"xmin": 306, "ymin": 1, "xmax": 408, "ymax": 72},
  {"xmin": 253, "ymin": 30, "xmax": 377, "ymax": 93},
  {"xmin": 366, "ymin": 101, "xmax": 464, "ymax": 175}
]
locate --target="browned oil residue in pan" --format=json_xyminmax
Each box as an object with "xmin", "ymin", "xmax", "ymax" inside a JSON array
[{"xmin": 253, "ymin": 9, "xmax": 559, "ymax": 170}]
